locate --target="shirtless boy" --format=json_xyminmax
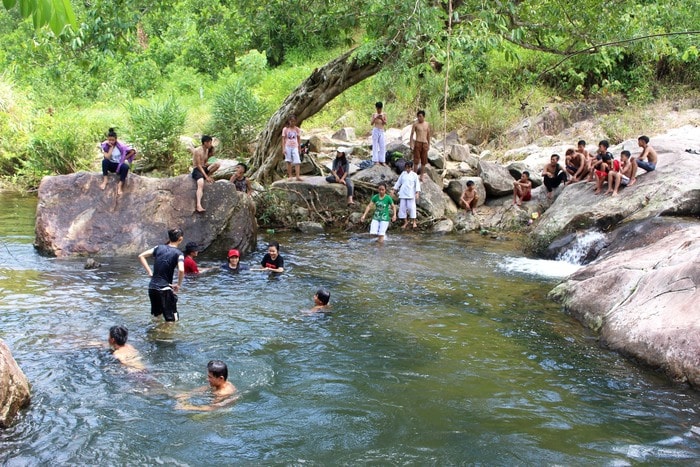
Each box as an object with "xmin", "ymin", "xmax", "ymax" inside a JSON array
[
  {"xmin": 565, "ymin": 148, "xmax": 588, "ymax": 183},
  {"xmin": 410, "ymin": 110, "xmax": 432, "ymax": 180},
  {"xmin": 605, "ymin": 150, "xmax": 634, "ymax": 196},
  {"xmin": 512, "ymin": 171, "xmax": 532, "ymax": 206},
  {"xmin": 175, "ymin": 360, "xmax": 238, "ymax": 412},
  {"xmin": 460, "ymin": 180, "xmax": 479, "ymax": 214},
  {"xmin": 108, "ymin": 325, "xmax": 145, "ymax": 371},
  {"xmin": 190, "ymin": 135, "xmax": 220, "ymax": 213},
  {"xmin": 371, "ymin": 102, "xmax": 387, "ymax": 165},
  {"xmin": 308, "ymin": 288, "xmax": 331, "ymax": 314},
  {"xmin": 636, "ymin": 135, "xmax": 658, "ymax": 173}
]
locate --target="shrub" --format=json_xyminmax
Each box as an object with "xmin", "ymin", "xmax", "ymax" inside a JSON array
[
  {"xmin": 208, "ymin": 79, "xmax": 267, "ymax": 156},
  {"xmin": 128, "ymin": 96, "xmax": 187, "ymax": 173}
]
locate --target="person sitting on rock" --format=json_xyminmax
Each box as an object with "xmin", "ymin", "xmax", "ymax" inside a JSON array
[
  {"xmin": 636, "ymin": 135, "xmax": 658, "ymax": 174},
  {"xmin": 326, "ymin": 147, "xmax": 354, "ymax": 206},
  {"xmin": 460, "ymin": 180, "xmax": 479, "ymax": 214},
  {"xmin": 565, "ymin": 148, "xmax": 588, "ymax": 183},
  {"xmin": 230, "ymin": 163, "xmax": 252, "ymax": 195},
  {"xmin": 542, "ymin": 154, "xmax": 567, "ymax": 199},
  {"xmin": 108, "ymin": 325, "xmax": 145, "ymax": 371},
  {"xmin": 593, "ymin": 140, "xmax": 615, "ymax": 195},
  {"xmin": 605, "ymin": 150, "xmax": 635, "ymax": 197},
  {"xmin": 99, "ymin": 127, "xmax": 136, "ymax": 196},
  {"xmin": 175, "ymin": 360, "xmax": 238, "ymax": 412},
  {"xmin": 190, "ymin": 135, "xmax": 220, "ymax": 213},
  {"xmin": 513, "ymin": 171, "xmax": 532, "ymax": 206}
]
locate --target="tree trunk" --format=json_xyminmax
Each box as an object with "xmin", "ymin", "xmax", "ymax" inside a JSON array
[{"xmin": 249, "ymin": 48, "xmax": 386, "ymax": 184}]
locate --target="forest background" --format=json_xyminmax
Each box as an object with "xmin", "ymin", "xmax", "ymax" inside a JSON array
[{"xmin": 0, "ymin": 0, "xmax": 698, "ymax": 189}]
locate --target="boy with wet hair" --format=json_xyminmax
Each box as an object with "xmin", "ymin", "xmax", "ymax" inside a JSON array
[
  {"xmin": 310, "ymin": 288, "xmax": 331, "ymax": 313},
  {"xmin": 108, "ymin": 325, "xmax": 145, "ymax": 371},
  {"xmin": 175, "ymin": 360, "xmax": 238, "ymax": 411}
]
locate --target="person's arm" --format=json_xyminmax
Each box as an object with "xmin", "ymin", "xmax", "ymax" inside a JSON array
[
  {"xmin": 415, "ymin": 176, "xmax": 421, "ymax": 200},
  {"xmin": 360, "ymin": 200, "xmax": 375, "ymax": 222},
  {"xmin": 296, "ymin": 128, "xmax": 301, "ymax": 154},
  {"xmin": 339, "ymin": 161, "xmax": 349, "ymax": 183},
  {"xmin": 174, "ymin": 257, "xmax": 184, "ymax": 292},
  {"xmin": 176, "ymin": 391, "xmax": 240, "ymax": 412},
  {"xmin": 138, "ymin": 248, "xmax": 155, "ymax": 276},
  {"xmin": 391, "ymin": 201, "xmax": 397, "ymax": 222},
  {"xmin": 102, "ymin": 141, "xmax": 114, "ymax": 160},
  {"xmin": 281, "ymin": 128, "xmax": 287, "ymax": 154}
]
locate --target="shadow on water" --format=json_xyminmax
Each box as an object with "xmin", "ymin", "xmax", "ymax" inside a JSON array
[{"xmin": 1, "ymin": 192, "xmax": 699, "ymax": 464}]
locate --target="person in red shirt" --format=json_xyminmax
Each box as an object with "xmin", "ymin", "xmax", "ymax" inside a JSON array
[{"xmin": 183, "ymin": 242, "xmax": 214, "ymax": 274}]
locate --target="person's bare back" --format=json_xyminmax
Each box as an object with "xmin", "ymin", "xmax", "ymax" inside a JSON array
[{"xmin": 113, "ymin": 344, "xmax": 145, "ymax": 371}]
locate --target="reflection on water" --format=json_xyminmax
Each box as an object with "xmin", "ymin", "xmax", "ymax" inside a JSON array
[{"xmin": 1, "ymin": 193, "xmax": 699, "ymax": 464}]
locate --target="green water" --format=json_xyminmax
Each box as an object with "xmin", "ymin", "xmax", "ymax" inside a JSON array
[{"xmin": 0, "ymin": 192, "xmax": 698, "ymax": 465}]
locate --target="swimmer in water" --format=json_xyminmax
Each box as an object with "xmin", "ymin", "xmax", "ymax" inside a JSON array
[
  {"xmin": 307, "ymin": 288, "xmax": 331, "ymax": 314},
  {"xmin": 175, "ymin": 360, "xmax": 239, "ymax": 411},
  {"xmin": 108, "ymin": 325, "xmax": 145, "ymax": 371}
]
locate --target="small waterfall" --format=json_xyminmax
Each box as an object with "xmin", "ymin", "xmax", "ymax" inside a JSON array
[{"xmin": 556, "ymin": 230, "xmax": 607, "ymax": 265}]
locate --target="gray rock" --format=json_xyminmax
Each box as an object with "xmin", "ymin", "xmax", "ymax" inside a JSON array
[
  {"xmin": 507, "ymin": 161, "xmax": 543, "ymax": 187},
  {"xmin": 0, "ymin": 340, "xmax": 31, "ymax": 428},
  {"xmin": 297, "ymin": 221, "xmax": 325, "ymax": 234},
  {"xmin": 453, "ymin": 211, "xmax": 482, "ymax": 231},
  {"xmin": 433, "ymin": 131, "xmax": 461, "ymax": 151},
  {"xmin": 427, "ymin": 148, "xmax": 445, "ymax": 169},
  {"xmin": 351, "ymin": 164, "xmax": 398, "ymax": 187},
  {"xmin": 416, "ymin": 177, "xmax": 447, "ymax": 219},
  {"xmin": 84, "ymin": 258, "xmax": 101, "ymax": 269},
  {"xmin": 549, "ymin": 222, "xmax": 700, "ymax": 387},
  {"xmin": 432, "ymin": 219, "xmax": 454, "ymax": 234},
  {"xmin": 332, "ymin": 127, "xmax": 356, "ymax": 141},
  {"xmin": 477, "ymin": 160, "xmax": 515, "ymax": 197},
  {"xmin": 35, "ymin": 173, "xmax": 257, "ymax": 257},
  {"xmin": 448, "ymin": 144, "xmax": 470, "ymax": 162}
]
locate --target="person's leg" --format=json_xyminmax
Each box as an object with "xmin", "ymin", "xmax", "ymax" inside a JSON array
[
  {"xmin": 378, "ymin": 131, "xmax": 386, "ymax": 165},
  {"xmin": 409, "ymin": 198, "xmax": 417, "ymax": 228},
  {"xmin": 346, "ymin": 178, "xmax": 354, "ymax": 204},
  {"xmin": 412, "ymin": 145, "xmax": 420, "ymax": 175},
  {"xmin": 162, "ymin": 289, "xmax": 179, "ymax": 322},
  {"xmin": 292, "ymin": 149, "xmax": 302, "ymax": 181},
  {"xmin": 420, "ymin": 143, "xmax": 429, "ymax": 179},
  {"xmin": 196, "ymin": 178, "xmax": 206, "ymax": 212},
  {"xmin": 594, "ymin": 172, "xmax": 605, "ymax": 194},
  {"xmin": 116, "ymin": 163, "xmax": 129, "ymax": 195},
  {"xmin": 543, "ymin": 176, "xmax": 554, "ymax": 198},
  {"xmin": 295, "ymin": 163, "xmax": 302, "ymax": 181},
  {"xmin": 207, "ymin": 162, "xmax": 220, "ymax": 176},
  {"xmin": 371, "ymin": 129, "xmax": 380, "ymax": 163},
  {"xmin": 399, "ymin": 199, "xmax": 408, "ymax": 228},
  {"xmin": 325, "ymin": 174, "xmax": 336, "ymax": 184},
  {"xmin": 148, "ymin": 289, "xmax": 163, "ymax": 318},
  {"xmin": 636, "ymin": 159, "xmax": 655, "ymax": 172},
  {"xmin": 377, "ymin": 220, "xmax": 389, "ymax": 243},
  {"xmin": 605, "ymin": 172, "xmax": 616, "ymax": 195},
  {"xmin": 100, "ymin": 159, "xmax": 115, "ymax": 190}
]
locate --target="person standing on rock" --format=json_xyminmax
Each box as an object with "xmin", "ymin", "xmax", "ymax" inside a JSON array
[
  {"xmin": 542, "ymin": 154, "xmax": 567, "ymax": 199},
  {"xmin": 138, "ymin": 228, "xmax": 185, "ymax": 322},
  {"xmin": 393, "ymin": 161, "xmax": 421, "ymax": 229},
  {"xmin": 282, "ymin": 116, "xmax": 303, "ymax": 181},
  {"xmin": 636, "ymin": 135, "xmax": 658, "ymax": 174},
  {"xmin": 371, "ymin": 102, "xmax": 387, "ymax": 166},
  {"xmin": 410, "ymin": 110, "xmax": 432, "ymax": 180},
  {"xmin": 326, "ymin": 147, "xmax": 354, "ymax": 206},
  {"xmin": 361, "ymin": 182, "xmax": 396, "ymax": 243},
  {"xmin": 190, "ymin": 135, "xmax": 220, "ymax": 213},
  {"xmin": 100, "ymin": 127, "xmax": 136, "ymax": 196}
]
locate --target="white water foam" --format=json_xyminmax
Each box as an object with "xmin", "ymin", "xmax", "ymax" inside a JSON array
[
  {"xmin": 498, "ymin": 257, "xmax": 582, "ymax": 279},
  {"xmin": 556, "ymin": 230, "xmax": 607, "ymax": 265}
]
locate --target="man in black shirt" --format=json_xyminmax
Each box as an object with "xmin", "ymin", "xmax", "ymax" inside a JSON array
[{"xmin": 138, "ymin": 228, "xmax": 185, "ymax": 321}]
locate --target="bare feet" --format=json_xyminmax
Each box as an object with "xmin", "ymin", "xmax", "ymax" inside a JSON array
[
  {"xmin": 629, "ymin": 178, "xmax": 637, "ymax": 186},
  {"xmin": 296, "ymin": 177, "xmax": 303, "ymax": 181},
  {"xmin": 195, "ymin": 206, "xmax": 206, "ymax": 213},
  {"xmin": 594, "ymin": 189, "xmax": 601, "ymax": 195},
  {"xmin": 100, "ymin": 182, "xmax": 107, "ymax": 190},
  {"xmin": 611, "ymin": 191, "xmax": 618, "ymax": 197},
  {"xmin": 401, "ymin": 223, "xmax": 408, "ymax": 229},
  {"xmin": 117, "ymin": 190, "xmax": 123, "ymax": 196},
  {"xmin": 411, "ymin": 222, "xmax": 417, "ymax": 229},
  {"xmin": 605, "ymin": 190, "xmax": 613, "ymax": 195}
]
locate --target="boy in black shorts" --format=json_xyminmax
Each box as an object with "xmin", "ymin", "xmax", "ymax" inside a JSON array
[{"xmin": 138, "ymin": 228, "xmax": 185, "ymax": 321}]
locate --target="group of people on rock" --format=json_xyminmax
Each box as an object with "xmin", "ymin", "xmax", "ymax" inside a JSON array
[{"xmin": 509, "ymin": 136, "xmax": 659, "ymax": 206}]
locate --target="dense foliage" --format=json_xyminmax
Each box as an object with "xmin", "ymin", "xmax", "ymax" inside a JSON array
[{"xmin": 0, "ymin": 0, "xmax": 698, "ymax": 186}]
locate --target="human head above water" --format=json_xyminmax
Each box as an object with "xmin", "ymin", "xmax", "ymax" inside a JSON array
[
  {"xmin": 168, "ymin": 228, "xmax": 184, "ymax": 243},
  {"xmin": 184, "ymin": 242, "xmax": 199, "ymax": 255},
  {"xmin": 207, "ymin": 360, "xmax": 228, "ymax": 381},
  {"xmin": 267, "ymin": 241, "xmax": 280, "ymax": 257},
  {"xmin": 109, "ymin": 325, "xmax": 128, "ymax": 346},
  {"xmin": 315, "ymin": 288, "xmax": 331, "ymax": 306}
]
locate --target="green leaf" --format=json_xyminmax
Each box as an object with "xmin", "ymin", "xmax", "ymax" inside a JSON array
[
  {"xmin": 2, "ymin": 0, "xmax": 17, "ymax": 10},
  {"xmin": 19, "ymin": 0, "xmax": 37, "ymax": 18}
]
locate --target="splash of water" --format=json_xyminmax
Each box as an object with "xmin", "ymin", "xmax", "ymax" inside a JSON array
[{"xmin": 557, "ymin": 230, "xmax": 607, "ymax": 265}]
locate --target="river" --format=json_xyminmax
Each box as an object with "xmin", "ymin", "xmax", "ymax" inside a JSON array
[{"xmin": 1, "ymin": 192, "xmax": 698, "ymax": 465}]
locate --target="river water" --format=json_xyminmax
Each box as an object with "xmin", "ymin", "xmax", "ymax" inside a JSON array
[{"xmin": 1, "ymin": 192, "xmax": 699, "ymax": 465}]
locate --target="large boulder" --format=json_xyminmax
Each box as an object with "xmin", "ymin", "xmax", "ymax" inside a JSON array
[
  {"xmin": 416, "ymin": 176, "xmax": 447, "ymax": 219},
  {"xmin": 448, "ymin": 144, "xmax": 470, "ymax": 162},
  {"xmin": 0, "ymin": 340, "xmax": 31, "ymax": 428},
  {"xmin": 35, "ymin": 173, "xmax": 257, "ymax": 257},
  {"xmin": 549, "ymin": 223, "xmax": 700, "ymax": 387},
  {"xmin": 332, "ymin": 127, "xmax": 356, "ymax": 141},
  {"xmin": 271, "ymin": 176, "xmax": 348, "ymax": 211},
  {"xmin": 350, "ymin": 164, "xmax": 398, "ymax": 187},
  {"xmin": 477, "ymin": 160, "xmax": 515, "ymax": 197}
]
